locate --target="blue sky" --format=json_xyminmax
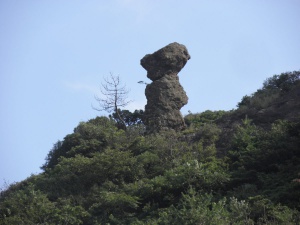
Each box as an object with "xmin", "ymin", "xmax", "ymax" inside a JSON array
[{"xmin": 0, "ymin": 0, "xmax": 299, "ymax": 188}]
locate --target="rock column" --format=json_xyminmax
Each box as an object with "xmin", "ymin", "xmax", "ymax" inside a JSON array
[{"xmin": 140, "ymin": 42, "xmax": 190, "ymax": 133}]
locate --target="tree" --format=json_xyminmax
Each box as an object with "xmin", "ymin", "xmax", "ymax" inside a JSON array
[
  {"xmin": 110, "ymin": 109, "xmax": 144, "ymax": 128},
  {"xmin": 93, "ymin": 73, "xmax": 131, "ymax": 130},
  {"xmin": 262, "ymin": 71, "xmax": 300, "ymax": 91},
  {"xmin": 0, "ymin": 183, "xmax": 88, "ymax": 224}
]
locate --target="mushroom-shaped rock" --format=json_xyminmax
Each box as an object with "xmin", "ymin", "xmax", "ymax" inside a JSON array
[
  {"xmin": 141, "ymin": 42, "xmax": 190, "ymax": 81},
  {"xmin": 140, "ymin": 42, "xmax": 190, "ymax": 133}
]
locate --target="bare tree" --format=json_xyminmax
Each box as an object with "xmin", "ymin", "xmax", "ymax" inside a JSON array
[{"xmin": 93, "ymin": 73, "xmax": 131, "ymax": 130}]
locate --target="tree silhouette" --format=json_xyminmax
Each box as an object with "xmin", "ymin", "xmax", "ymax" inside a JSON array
[{"xmin": 93, "ymin": 73, "xmax": 131, "ymax": 130}]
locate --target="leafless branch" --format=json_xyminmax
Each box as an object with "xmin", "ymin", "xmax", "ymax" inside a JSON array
[{"xmin": 93, "ymin": 73, "xmax": 132, "ymax": 130}]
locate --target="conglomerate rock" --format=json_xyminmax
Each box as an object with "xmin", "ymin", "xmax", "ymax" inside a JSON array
[{"xmin": 140, "ymin": 42, "xmax": 190, "ymax": 133}]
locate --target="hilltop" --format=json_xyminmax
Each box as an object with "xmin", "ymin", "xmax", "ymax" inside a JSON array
[{"xmin": 0, "ymin": 71, "xmax": 299, "ymax": 224}]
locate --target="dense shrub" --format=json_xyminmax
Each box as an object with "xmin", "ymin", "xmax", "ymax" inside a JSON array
[{"xmin": 1, "ymin": 71, "xmax": 300, "ymax": 224}]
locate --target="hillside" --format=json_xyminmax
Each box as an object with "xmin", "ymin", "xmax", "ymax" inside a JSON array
[
  {"xmin": 1, "ymin": 71, "xmax": 300, "ymax": 224},
  {"xmin": 229, "ymin": 71, "xmax": 300, "ymax": 125}
]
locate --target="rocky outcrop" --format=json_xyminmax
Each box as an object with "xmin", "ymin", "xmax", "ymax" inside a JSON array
[{"xmin": 140, "ymin": 42, "xmax": 190, "ymax": 133}]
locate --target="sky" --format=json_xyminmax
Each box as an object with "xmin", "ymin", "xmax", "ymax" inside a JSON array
[{"xmin": 0, "ymin": 0, "xmax": 299, "ymax": 188}]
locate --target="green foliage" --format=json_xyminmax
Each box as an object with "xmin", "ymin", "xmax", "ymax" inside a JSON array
[
  {"xmin": 148, "ymin": 188, "xmax": 299, "ymax": 225},
  {"xmin": 228, "ymin": 118, "xmax": 300, "ymax": 209},
  {"xmin": 193, "ymin": 123, "xmax": 221, "ymax": 146},
  {"xmin": 89, "ymin": 187, "xmax": 140, "ymax": 224},
  {"xmin": 229, "ymin": 118, "xmax": 261, "ymax": 171},
  {"xmin": 0, "ymin": 183, "xmax": 88, "ymax": 224},
  {"xmin": 42, "ymin": 116, "xmax": 124, "ymax": 170},
  {"xmin": 156, "ymin": 187, "xmax": 254, "ymax": 225},
  {"xmin": 237, "ymin": 71, "xmax": 300, "ymax": 110},
  {"xmin": 1, "ymin": 71, "xmax": 300, "ymax": 224},
  {"xmin": 237, "ymin": 95, "xmax": 251, "ymax": 108},
  {"xmin": 39, "ymin": 148, "xmax": 143, "ymax": 198},
  {"xmin": 247, "ymin": 196, "xmax": 300, "ymax": 224},
  {"xmin": 185, "ymin": 110, "xmax": 227, "ymax": 128},
  {"xmin": 110, "ymin": 109, "xmax": 144, "ymax": 127},
  {"xmin": 262, "ymin": 70, "xmax": 300, "ymax": 92}
]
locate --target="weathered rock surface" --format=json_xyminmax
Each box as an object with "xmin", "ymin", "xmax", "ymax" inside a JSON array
[{"xmin": 141, "ymin": 42, "xmax": 190, "ymax": 133}]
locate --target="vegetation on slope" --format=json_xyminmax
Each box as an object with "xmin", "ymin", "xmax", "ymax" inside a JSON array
[{"xmin": 0, "ymin": 71, "xmax": 300, "ymax": 224}]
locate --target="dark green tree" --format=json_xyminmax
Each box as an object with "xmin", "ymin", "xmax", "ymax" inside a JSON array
[{"xmin": 110, "ymin": 109, "xmax": 144, "ymax": 128}]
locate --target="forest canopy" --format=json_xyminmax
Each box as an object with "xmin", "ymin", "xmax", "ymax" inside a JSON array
[{"xmin": 1, "ymin": 71, "xmax": 300, "ymax": 224}]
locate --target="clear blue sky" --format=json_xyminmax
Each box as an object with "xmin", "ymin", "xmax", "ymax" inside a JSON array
[{"xmin": 0, "ymin": 0, "xmax": 299, "ymax": 188}]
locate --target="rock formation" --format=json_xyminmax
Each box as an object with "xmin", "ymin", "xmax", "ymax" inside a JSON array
[{"xmin": 140, "ymin": 42, "xmax": 190, "ymax": 133}]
